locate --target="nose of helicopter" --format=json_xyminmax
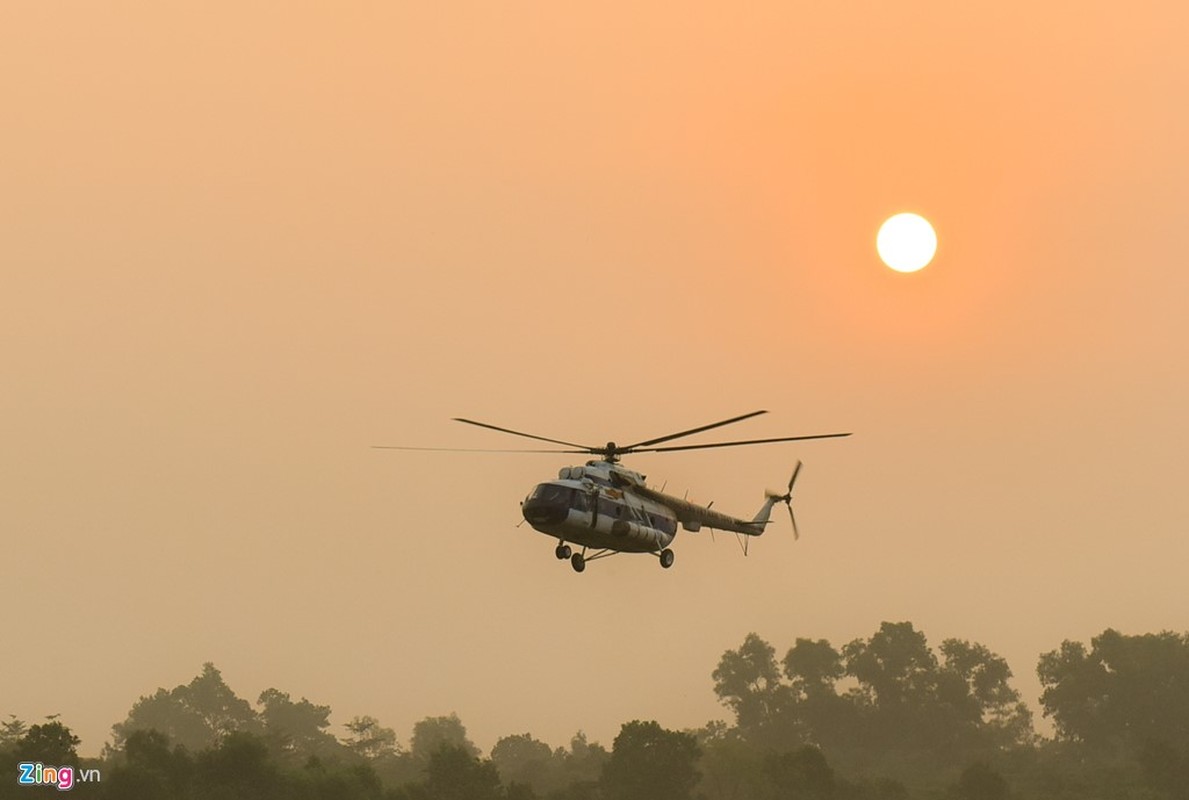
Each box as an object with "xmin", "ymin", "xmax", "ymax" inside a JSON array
[{"xmin": 522, "ymin": 483, "xmax": 570, "ymax": 525}]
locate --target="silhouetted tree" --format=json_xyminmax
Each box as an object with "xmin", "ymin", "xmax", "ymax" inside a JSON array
[
  {"xmin": 0, "ymin": 716, "xmax": 27, "ymax": 749},
  {"xmin": 713, "ymin": 633, "xmax": 794, "ymax": 747},
  {"xmin": 550, "ymin": 731, "xmax": 607, "ymax": 797},
  {"xmin": 184, "ymin": 663, "xmax": 259, "ymax": 739},
  {"xmin": 543, "ymin": 784, "xmax": 599, "ymax": 800},
  {"xmin": 102, "ymin": 729, "xmax": 195, "ymax": 800},
  {"xmin": 1140, "ymin": 740, "xmax": 1189, "ymax": 800},
  {"xmin": 110, "ymin": 688, "xmax": 211, "ymax": 754},
  {"xmin": 844, "ymin": 622, "xmax": 938, "ymax": 718},
  {"xmin": 412, "ymin": 744, "xmax": 505, "ymax": 800},
  {"xmin": 111, "ymin": 663, "xmax": 259, "ymax": 752},
  {"xmin": 410, "ymin": 714, "xmax": 479, "ymax": 764},
  {"xmin": 191, "ymin": 730, "xmax": 282, "ymax": 799},
  {"xmin": 695, "ymin": 720, "xmax": 766, "ymax": 800},
  {"xmin": 938, "ymin": 639, "xmax": 1033, "ymax": 749},
  {"xmin": 257, "ymin": 687, "xmax": 339, "ymax": 763},
  {"xmin": 841, "ymin": 623, "xmax": 1031, "ymax": 760},
  {"xmin": 785, "ymin": 639, "xmax": 845, "ymax": 698},
  {"xmin": 843, "ymin": 777, "xmax": 910, "ymax": 800},
  {"xmin": 344, "ymin": 715, "xmax": 399, "ymax": 760},
  {"xmin": 949, "ymin": 762, "xmax": 1008, "ymax": 800},
  {"xmin": 783, "ymin": 638, "xmax": 854, "ymax": 752},
  {"xmin": 1039, "ymin": 629, "xmax": 1189, "ymax": 752},
  {"xmin": 765, "ymin": 745, "xmax": 836, "ymax": 799},
  {"xmin": 492, "ymin": 733, "xmax": 556, "ymax": 792},
  {"xmin": 601, "ymin": 720, "xmax": 699, "ymax": 800},
  {"xmin": 14, "ymin": 720, "xmax": 80, "ymax": 764},
  {"xmin": 296, "ymin": 755, "xmax": 387, "ymax": 799},
  {"xmin": 713, "ymin": 622, "xmax": 1033, "ymax": 778}
]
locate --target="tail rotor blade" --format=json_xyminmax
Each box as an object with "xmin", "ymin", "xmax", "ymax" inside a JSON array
[
  {"xmin": 784, "ymin": 461, "xmax": 803, "ymax": 540},
  {"xmin": 788, "ymin": 460, "xmax": 803, "ymax": 493}
]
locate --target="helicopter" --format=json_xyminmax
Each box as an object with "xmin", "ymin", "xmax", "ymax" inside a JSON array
[{"xmin": 375, "ymin": 410, "xmax": 849, "ymax": 573}]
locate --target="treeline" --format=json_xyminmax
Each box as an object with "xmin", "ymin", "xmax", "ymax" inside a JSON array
[
  {"xmin": 705, "ymin": 623, "xmax": 1189, "ymax": 798},
  {"xmin": 3, "ymin": 623, "xmax": 1188, "ymax": 799}
]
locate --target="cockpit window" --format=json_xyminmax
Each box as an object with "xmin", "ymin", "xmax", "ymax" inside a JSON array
[{"xmin": 529, "ymin": 484, "xmax": 570, "ymax": 504}]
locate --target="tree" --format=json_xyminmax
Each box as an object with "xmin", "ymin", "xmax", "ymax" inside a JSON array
[
  {"xmin": 601, "ymin": 720, "xmax": 700, "ymax": 800},
  {"xmin": 712, "ymin": 633, "xmax": 794, "ymax": 746},
  {"xmin": 185, "ymin": 663, "xmax": 259, "ymax": 739},
  {"xmin": 1139, "ymin": 740, "xmax": 1189, "ymax": 800},
  {"xmin": 14, "ymin": 721, "xmax": 80, "ymax": 764},
  {"xmin": 783, "ymin": 639, "xmax": 853, "ymax": 752},
  {"xmin": 764, "ymin": 745, "xmax": 835, "ymax": 800},
  {"xmin": 345, "ymin": 715, "xmax": 399, "ymax": 760},
  {"xmin": 712, "ymin": 623, "xmax": 1033, "ymax": 770},
  {"xmin": 422, "ymin": 744, "xmax": 505, "ymax": 800},
  {"xmin": 784, "ymin": 639, "xmax": 845, "ymax": 699},
  {"xmin": 257, "ymin": 687, "xmax": 339, "ymax": 762},
  {"xmin": 949, "ymin": 762, "xmax": 1008, "ymax": 800},
  {"xmin": 840, "ymin": 621, "xmax": 944, "ymax": 757},
  {"xmin": 491, "ymin": 733, "xmax": 556, "ymax": 792},
  {"xmin": 695, "ymin": 721, "xmax": 765, "ymax": 800},
  {"xmin": 839, "ymin": 623, "xmax": 1033, "ymax": 760},
  {"xmin": 0, "ymin": 716, "xmax": 27, "ymax": 749},
  {"xmin": 296, "ymin": 756, "xmax": 386, "ymax": 800},
  {"xmin": 553, "ymin": 731, "xmax": 608, "ymax": 794},
  {"xmin": 1039, "ymin": 629, "xmax": 1189, "ymax": 751},
  {"xmin": 843, "ymin": 622, "xmax": 938, "ymax": 712},
  {"xmin": 191, "ymin": 730, "xmax": 283, "ymax": 800},
  {"xmin": 111, "ymin": 688, "xmax": 212, "ymax": 753},
  {"xmin": 101, "ymin": 729, "xmax": 195, "ymax": 800},
  {"xmin": 939, "ymin": 640, "xmax": 1033, "ymax": 749},
  {"xmin": 410, "ymin": 714, "xmax": 480, "ymax": 764},
  {"xmin": 111, "ymin": 663, "xmax": 259, "ymax": 752}
]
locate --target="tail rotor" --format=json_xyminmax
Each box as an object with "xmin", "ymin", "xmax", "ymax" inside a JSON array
[{"xmin": 780, "ymin": 461, "xmax": 803, "ymax": 540}]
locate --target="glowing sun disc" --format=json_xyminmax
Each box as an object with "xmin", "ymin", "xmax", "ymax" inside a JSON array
[{"xmin": 877, "ymin": 213, "xmax": 937, "ymax": 273}]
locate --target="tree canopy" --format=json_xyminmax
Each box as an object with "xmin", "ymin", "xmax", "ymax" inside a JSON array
[
  {"xmin": 713, "ymin": 622, "xmax": 1033, "ymax": 770},
  {"xmin": 110, "ymin": 662, "xmax": 259, "ymax": 752},
  {"xmin": 1039, "ymin": 629, "xmax": 1189, "ymax": 751},
  {"xmin": 600, "ymin": 720, "xmax": 700, "ymax": 800}
]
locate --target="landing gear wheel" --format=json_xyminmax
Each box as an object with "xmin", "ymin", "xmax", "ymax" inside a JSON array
[
  {"xmin": 659, "ymin": 548, "xmax": 675, "ymax": 569},
  {"xmin": 570, "ymin": 553, "xmax": 586, "ymax": 573},
  {"xmin": 555, "ymin": 544, "xmax": 572, "ymax": 560}
]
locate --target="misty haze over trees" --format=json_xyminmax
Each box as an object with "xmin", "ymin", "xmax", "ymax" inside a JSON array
[{"xmin": 4, "ymin": 623, "xmax": 1188, "ymax": 799}]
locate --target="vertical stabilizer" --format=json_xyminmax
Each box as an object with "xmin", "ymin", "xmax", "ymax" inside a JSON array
[{"xmin": 752, "ymin": 462, "xmax": 803, "ymax": 539}]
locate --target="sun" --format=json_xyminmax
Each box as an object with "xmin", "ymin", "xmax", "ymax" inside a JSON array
[{"xmin": 877, "ymin": 213, "xmax": 937, "ymax": 273}]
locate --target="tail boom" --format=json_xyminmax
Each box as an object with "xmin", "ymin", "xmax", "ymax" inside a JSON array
[{"xmin": 634, "ymin": 485, "xmax": 773, "ymax": 537}]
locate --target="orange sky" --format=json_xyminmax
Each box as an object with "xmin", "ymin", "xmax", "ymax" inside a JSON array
[{"xmin": 3, "ymin": 2, "xmax": 1188, "ymax": 755}]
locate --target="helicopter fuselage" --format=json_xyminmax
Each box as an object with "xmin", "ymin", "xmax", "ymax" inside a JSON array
[{"xmin": 521, "ymin": 462, "xmax": 679, "ymax": 553}]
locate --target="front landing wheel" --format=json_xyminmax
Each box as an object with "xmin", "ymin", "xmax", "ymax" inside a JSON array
[
  {"xmin": 555, "ymin": 543, "xmax": 572, "ymax": 560},
  {"xmin": 659, "ymin": 548, "xmax": 675, "ymax": 569},
  {"xmin": 571, "ymin": 552, "xmax": 586, "ymax": 573}
]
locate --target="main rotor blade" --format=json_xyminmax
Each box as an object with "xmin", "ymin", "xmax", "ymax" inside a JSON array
[
  {"xmin": 622, "ymin": 410, "xmax": 768, "ymax": 450},
  {"xmin": 372, "ymin": 445, "xmax": 588, "ymax": 454},
  {"xmin": 452, "ymin": 418, "xmax": 594, "ymax": 450},
  {"xmin": 631, "ymin": 432, "xmax": 851, "ymax": 454}
]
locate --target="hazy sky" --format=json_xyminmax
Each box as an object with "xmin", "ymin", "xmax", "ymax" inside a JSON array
[{"xmin": 4, "ymin": 3, "xmax": 1187, "ymax": 756}]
